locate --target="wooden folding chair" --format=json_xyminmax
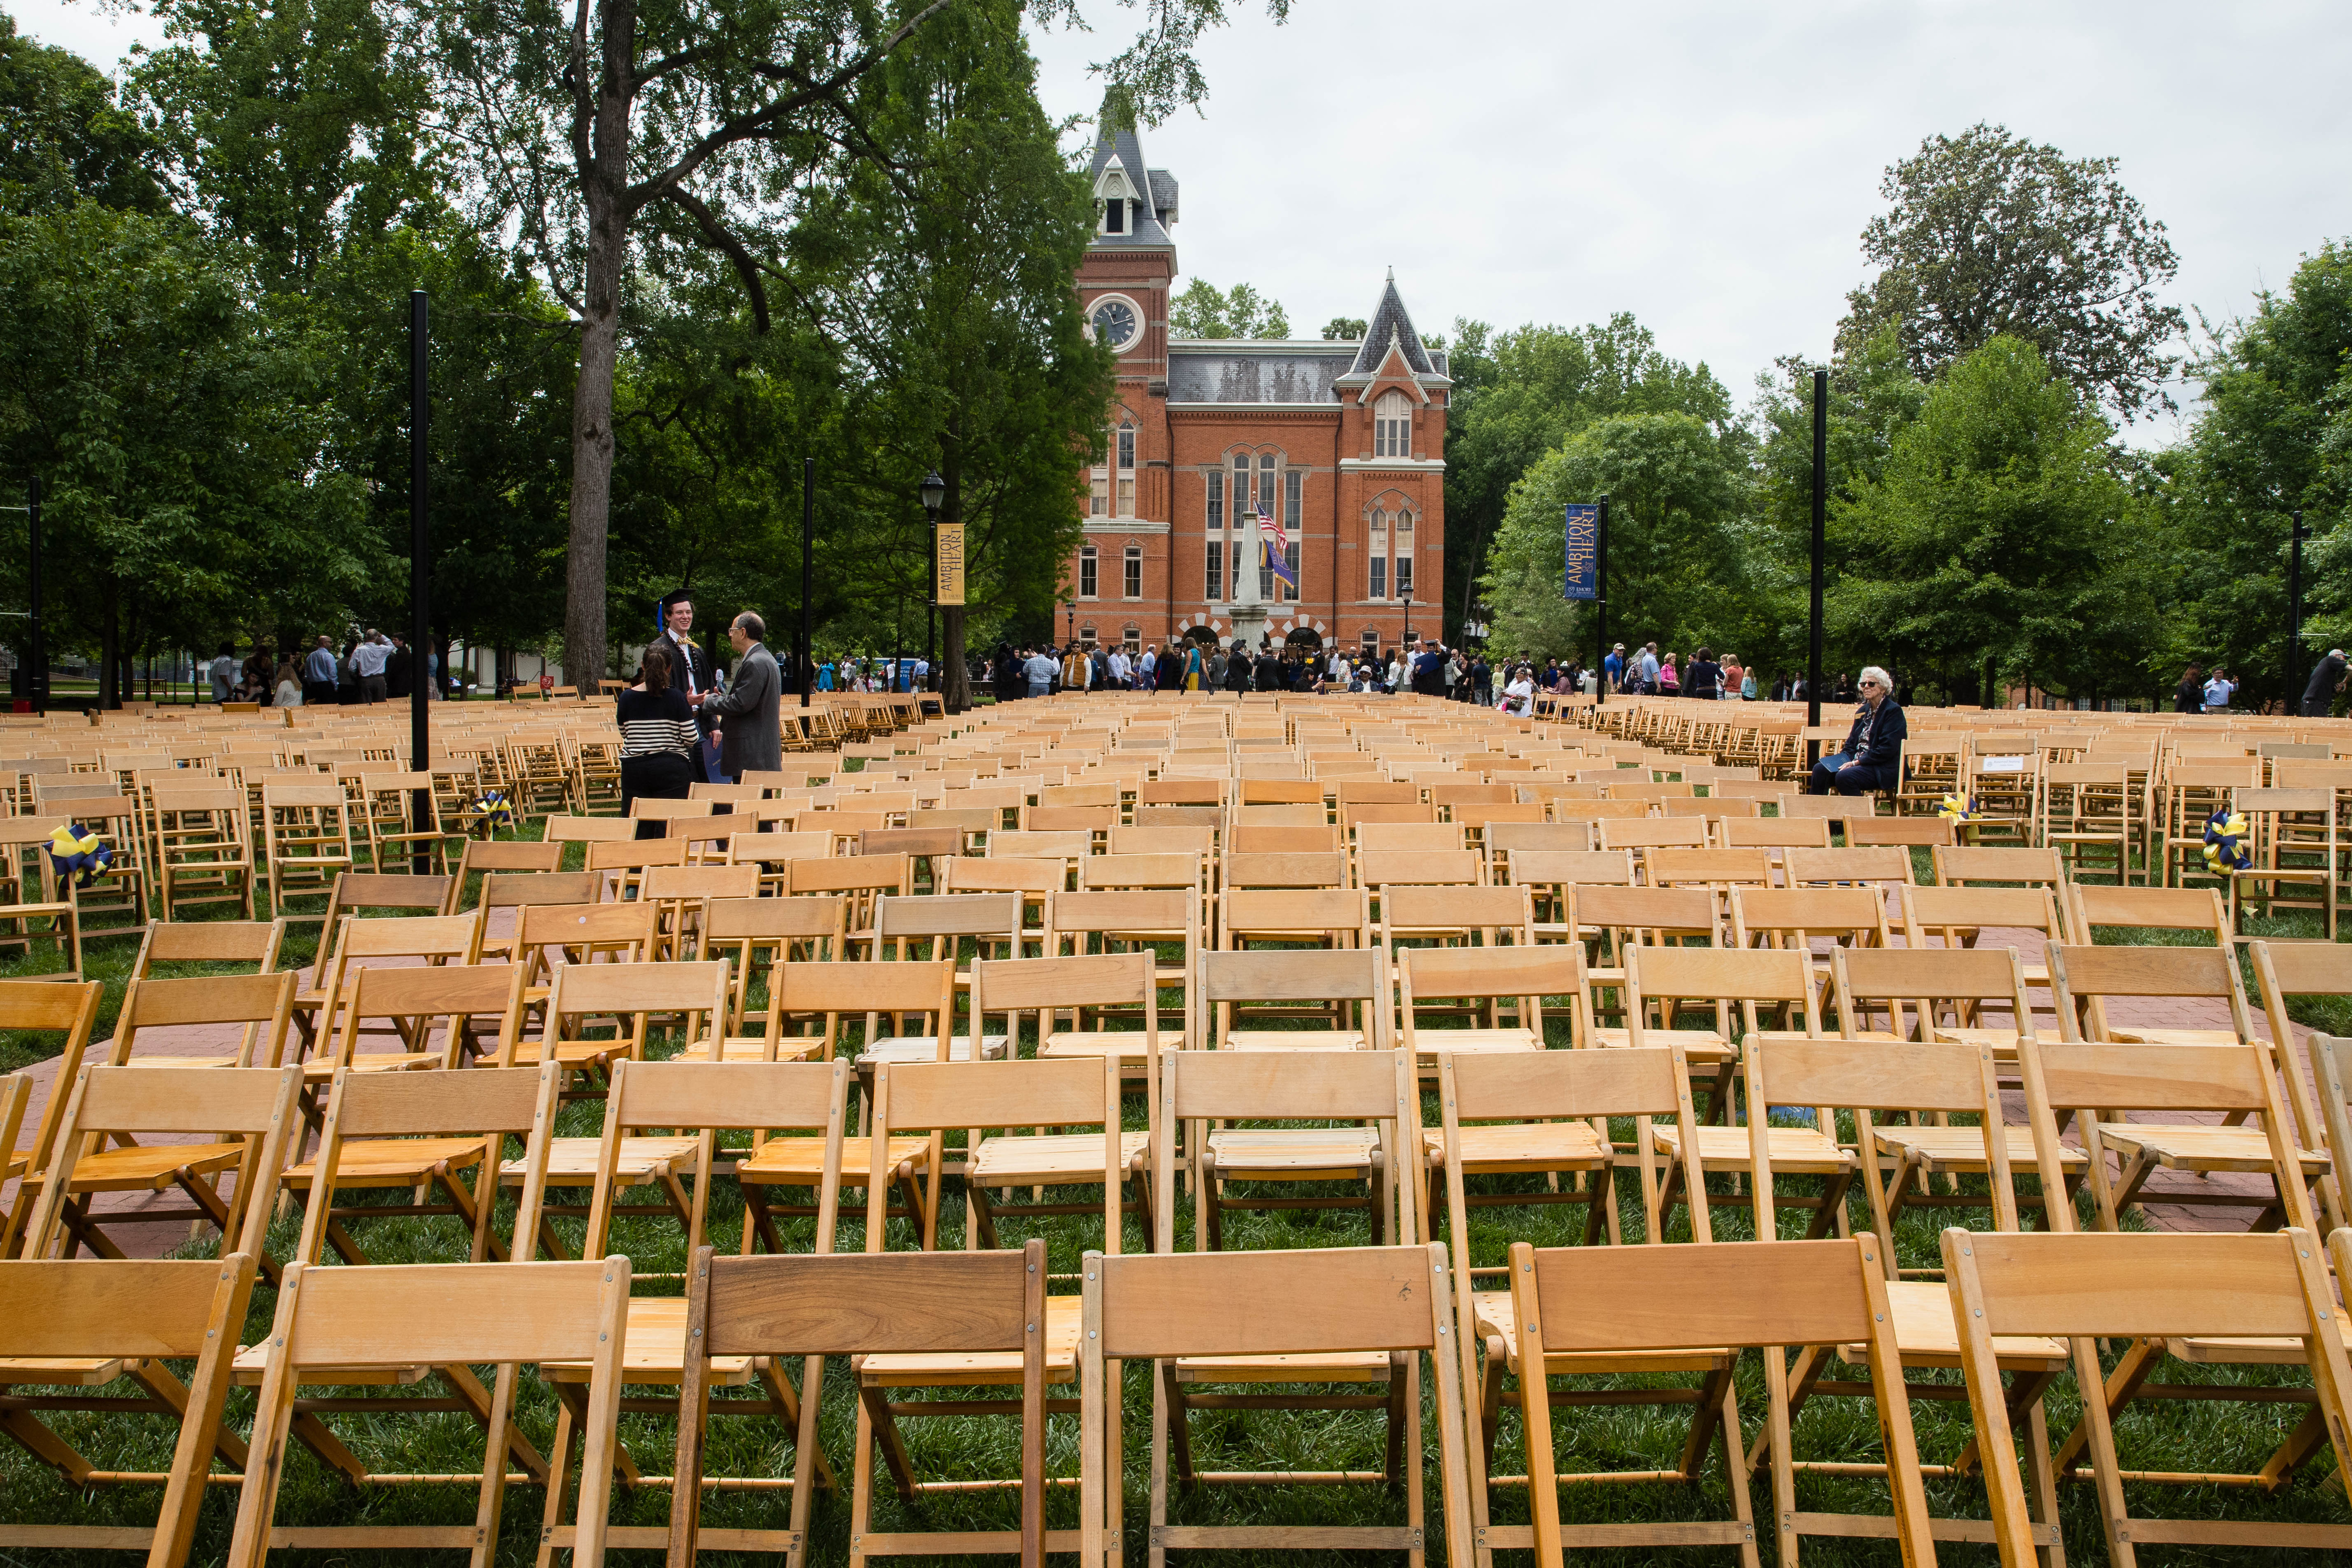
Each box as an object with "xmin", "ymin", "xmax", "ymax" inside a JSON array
[
  {"xmin": 1741, "ymin": 1034, "xmax": 2073, "ymax": 1555},
  {"xmin": 471, "ymin": 869, "xmax": 599, "ymax": 962},
  {"xmin": 129, "ymin": 916, "xmax": 287, "ymax": 981},
  {"xmin": 2252, "ymin": 943, "xmax": 2352, "ymax": 1230},
  {"xmin": 734, "ymin": 960, "xmax": 956, "ymax": 1244},
  {"xmin": 1621, "ymin": 943, "xmax": 1817, "ymax": 1128},
  {"xmin": 321, "ymin": 960, "xmax": 526, "ymax": 1079},
  {"xmin": 641, "ymin": 863, "xmax": 761, "ymax": 961},
  {"xmin": 296, "ymin": 908, "xmax": 485, "ymax": 1056},
  {"xmin": 1081, "ymin": 1244, "xmax": 1475, "ymax": 1568},
  {"xmin": 670, "ymin": 1241, "xmax": 1048, "ymax": 1568},
  {"xmin": 588, "ymin": 835, "xmax": 687, "ymax": 904},
  {"xmin": 537, "ymin": 957, "xmax": 729, "ymax": 1101},
  {"xmin": 537, "ymin": 1057, "xmax": 849, "ymax": 1565},
  {"xmin": 1726, "ymin": 886, "xmax": 1891, "ymax": 1004},
  {"xmin": 20, "ymin": 1063, "xmax": 302, "ymax": 1279},
  {"xmin": 1217, "ymin": 849, "xmax": 1349, "ymax": 891},
  {"xmin": 1161, "ymin": 1033, "xmax": 1411, "ymax": 1251},
  {"xmin": 2035, "ymin": 952, "xmax": 2324, "ymax": 1234},
  {"xmin": 686, "ymin": 894, "xmax": 853, "ymax": 1061},
  {"xmin": 513, "ymin": 899, "xmax": 660, "ymax": 994},
  {"xmin": 228, "ymin": 1257, "xmax": 633, "ymax": 1568},
  {"xmin": 262, "ymin": 780, "xmax": 356, "ymax": 924},
  {"xmin": 1482, "ymin": 821, "xmax": 1594, "ymax": 886},
  {"xmin": 1930, "ymin": 842, "xmax": 2066, "ymax": 889},
  {"xmin": 2038, "ymin": 761, "xmax": 2135, "ymax": 885},
  {"xmin": 55, "ymin": 795, "xmax": 153, "ymax": 959},
  {"xmin": 2225, "ymin": 785, "xmax": 2339, "ymax": 938},
  {"xmin": 1946, "ymin": 1226, "xmax": 2352, "ymax": 1562},
  {"xmin": 1214, "ymin": 886, "xmax": 1371, "ymax": 952},
  {"xmin": 356, "ymin": 769, "xmax": 454, "ymax": 874},
  {"xmin": 1042, "ymin": 889, "xmax": 1195, "ymax": 1010},
  {"xmin": 152, "ymin": 781, "xmax": 258, "ymax": 920},
  {"xmin": 1784, "ymin": 844, "xmax": 1916, "ymax": 892},
  {"xmin": 1505, "ymin": 1237, "xmax": 1933, "ymax": 1568},
  {"xmin": 1398, "ymin": 942, "xmax": 1580, "ymax": 1067},
  {"xmin": 0, "ymin": 813, "xmax": 80, "ymax": 974},
  {"xmin": 853, "ymin": 891, "xmax": 1025, "ymax": 1064},
  {"xmin": 786, "ymin": 851, "xmax": 910, "ymax": 931},
  {"xmin": 0, "ymin": 1253, "xmax": 258, "ymax": 1567},
  {"xmin": 1376, "ymin": 883, "xmax": 1537, "ymax": 959}
]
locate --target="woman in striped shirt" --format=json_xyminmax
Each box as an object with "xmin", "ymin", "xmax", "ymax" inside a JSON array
[{"xmin": 617, "ymin": 643, "xmax": 699, "ymax": 810}]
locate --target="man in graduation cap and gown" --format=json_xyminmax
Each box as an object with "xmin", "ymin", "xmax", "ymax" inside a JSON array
[{"xmin": 655, "ymin": 591, "xmax": 722, "ymax": 782}]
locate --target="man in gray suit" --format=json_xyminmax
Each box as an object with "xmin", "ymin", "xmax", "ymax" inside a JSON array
[{"xmin": 693, "ymin": 612, "xmax": 783, "ymax": 780}]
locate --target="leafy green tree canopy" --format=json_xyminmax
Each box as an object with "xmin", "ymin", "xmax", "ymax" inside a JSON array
[
  {"xmin": 1169, "ymin": 277, "xmax": 1289, "ymax": 339},
  {"xmin": 1321, "ymin": 315, "xmax": 1364, "ymax": 340},
  {"xmin": 0, "ymin": 13, "xmax": 161, "ymax": 214},
  {"xmin": 1839, "ymin": 123, "xmax": 2185, "ymax": 422}
]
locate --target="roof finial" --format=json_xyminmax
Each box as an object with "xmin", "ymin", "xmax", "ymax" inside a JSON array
[{"xmin": 1386, "ymin": 265, "xmax": 1394, "ymax": 283}]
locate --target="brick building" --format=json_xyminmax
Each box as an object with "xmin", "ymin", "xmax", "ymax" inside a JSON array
[{"xmin": 1068, "ymin": 124, "xmax": 1449, "ymax": 665}]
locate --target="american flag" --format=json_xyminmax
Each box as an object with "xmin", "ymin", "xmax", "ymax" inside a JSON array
[{"xmin": 1262, "ymin": 508, "xmax": 1297, "ymax": 590}]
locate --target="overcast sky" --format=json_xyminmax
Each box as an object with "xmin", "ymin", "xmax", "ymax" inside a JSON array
[{"xmin": 17, "ymin": 0, "xmax": 2349, "ymax": 445}]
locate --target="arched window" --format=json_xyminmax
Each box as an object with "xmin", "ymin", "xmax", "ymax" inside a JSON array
[
  {"xmin": 1123, "ymin": 544, "xmax": 1143, "ymax": 599},
  {"xmin": 1368, "ymin": 509, "xmax": 1388, "ymax": 600},
  {"xmin": 1395, "ymin": 510, "xmax": 1415, "ymax": 598},
  {"xmin": 1079, "ymin": 544, "xmax": 1099, "ymax": 600},
  {"xmin": 1374, "ymin": 390, "xmax": 1412, "ymax": 458}
]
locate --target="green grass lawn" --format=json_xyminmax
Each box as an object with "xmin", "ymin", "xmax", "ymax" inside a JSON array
[{"xmin": 1, "ymin": 813, "xmax": 2347, "ymax": 1565}]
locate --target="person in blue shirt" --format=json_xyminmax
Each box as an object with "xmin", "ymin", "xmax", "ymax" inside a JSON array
[
  {"xmin": 1805, "ymin": 666, "xmax": 1906, "ymax": 795},
  {"xmin": 1602, "ymin": 642, "xmax": 1624, "ymax": 693}
]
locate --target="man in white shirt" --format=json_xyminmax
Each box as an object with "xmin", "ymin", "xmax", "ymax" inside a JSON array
[
  {"xmin": 302, "ymin": 636, "xmax": 340, "ymax": 705},
  {"xmin": 1137, "ymin": 646, "xmax": 1156, "ymax": 693},
  {"xmin": 350, "ymin": 629, "xmax": 393, "ymax": 704},
  {"xmin": 1108, "ymin": 648, "xmax": 1131, "ymax": 689},
  {"xmin": 1022, "ymin": 646, "xmax": 1057, "ymax": 698},
  {"xmin": 2202, "ymin": 667, "xmax": 2234, "ymax": 713}
]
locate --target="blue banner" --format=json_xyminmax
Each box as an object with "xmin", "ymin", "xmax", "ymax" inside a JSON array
[{"xmin": 1564, "ymin": 504, "xmax": 1598, "ymax": 600}]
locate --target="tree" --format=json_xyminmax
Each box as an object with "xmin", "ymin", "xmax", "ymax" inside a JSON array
[
  {"xmin": 1443, "ymin": 313, "xmax": 1732, "ymax": 641},
  {"xmin": 1478, "ymin": 413, "xmax": 1746, "ymax": 661},
  {"xmin": 1830, "ymin": 335, "xmax": 2157, "ymax": 701},
  {"xmin": 1839, "ymin": 123, "xmax": 2185, "ymax": 422},
  {"xmin": 1168, "ymin": 277, "xmax": 1288, "ymax": 339},
  {"xmin": 792, "ymin": 0, "xmax": 1107, "ymax": 712},
  {"xmin": 1320, "ymin": 315, "xmax": 1364, "ymax": 340},
  {"xmin": 2159, "ymin": 240, "xmax": 2352, "ymax": 705},
  {"xmin": 419, "ymin": 0, "xmax": 1285, "ymax": 684},
  {"xmin": 0, "ymin": 15, "xmax": 161, "ymax": 215},
  {"xmin": 0, "ymin": 203, "xmax": 384, "ymax": 701}
]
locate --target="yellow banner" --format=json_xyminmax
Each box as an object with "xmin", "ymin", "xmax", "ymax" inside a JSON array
[{"xmin": 935, "ymin": 521, "xmax": 966, "ymax": 606}]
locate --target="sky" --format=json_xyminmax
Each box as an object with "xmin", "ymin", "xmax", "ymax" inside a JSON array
[{"xmin": 15, "ymin": 0, "xmax": 2349, "ymax": 446}]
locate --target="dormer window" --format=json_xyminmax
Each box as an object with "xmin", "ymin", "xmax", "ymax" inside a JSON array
[
  {"xmin": 1102, "ymin": 198, "xmax": 1125, "ymax": 234},
  {"xmin": 1374, "ymin": 390, "xmax": 1412, "ymax": 458}
]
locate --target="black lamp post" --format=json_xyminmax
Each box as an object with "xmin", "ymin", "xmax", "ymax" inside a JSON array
[
  {"xmin": 920, "ymin": 470, "xmax": 944, "ymax": 693},
  {"xmin": 1402, "ymin": 589, "xmax": 1413, "ymax": 644},
  {"xmin": 2289, "ymin": 508, "xmax": 2307, "ymax": 711}
]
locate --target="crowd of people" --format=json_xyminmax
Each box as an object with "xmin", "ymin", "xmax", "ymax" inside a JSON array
[{"xmin": 205, "ymin": 629, "xmax": 438, "ymax": 707}]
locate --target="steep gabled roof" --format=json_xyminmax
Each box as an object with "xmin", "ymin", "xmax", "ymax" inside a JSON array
[
  {"xmin": 1088, "ymin": 127, "xmax": 1174, "ymax": 248},
  {"xmin": 1345, "ymin": 272, "xmax": 1434, "ymax": 378}
]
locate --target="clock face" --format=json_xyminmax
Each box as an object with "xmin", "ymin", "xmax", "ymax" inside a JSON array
[{"xmin": 1092, "ymin": 297, "xmax": 1139, "ymax": 351}]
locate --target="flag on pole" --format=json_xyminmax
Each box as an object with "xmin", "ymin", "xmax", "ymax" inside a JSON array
[{"xmin": 1262, "ymin": 508, "xmax": 1297, "ymax": 591}]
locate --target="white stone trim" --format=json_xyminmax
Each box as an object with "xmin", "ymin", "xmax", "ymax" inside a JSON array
[
  {"xmin": 1082, "ymin": 520, "xmax": 1169, "ymax": 535},
  {"xmin": 1338, "ymin": 458, "xmax": 1447, "ymax": 473}
]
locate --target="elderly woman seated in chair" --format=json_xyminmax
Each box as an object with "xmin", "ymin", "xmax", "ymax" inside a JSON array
[{"xmin": 1806, "ymin": 664, "xmax": 1905, "ymax": 797}]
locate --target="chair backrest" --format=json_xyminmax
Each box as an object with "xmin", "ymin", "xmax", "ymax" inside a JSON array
[
  {"xmin": 112, "ymin": 970, "xmax": 298, "ymax": 1068},
  {"xmin": 1378, "ymin": 882, "xmax": 1536, "ymax": 948},
  {"xmin": 1643, "ymin": 846, "xmax": 1773, "ymax": 889},
  {"xmin": 1899, "ymin": 884, "xmax": 2065, "ymax": 951},
  {"xmin": 586, "ymin": 1057, "xmax": 848, "ymax": 1260},
  {"xmin": 456, "ymin": 840, "xmax": 565, "ymax": 879},
  {"xmin": 1400, "ymin": 942, "xmax": 1583, "ymax": 1047},
  {"xmin": 334, "ymin": 961, "xmax": 526, "ymax": 1072},
  {"xmin": 1358, "ymin": 848, "xmax": 1482, "ymax": 889},
  {"xmin": 1840, "ymin": 816, "xmax": 1955, "ymax": 848},
  {"xmin": 1355, "ymin": 821, "xmax": 1468, "ymax": 856},
  {"xmin": 673, "ymin": 1241, "xmax": 1048, "ymax": 1564},
  {"xmin": 874, "ymin": 890, "xmax": 1026, "ymax": 966},
  {"xmin": 1563, "ymin": 885, "xmax": 1719, "ymax": 957},
  {"xmin": 1941, "ymin": 1226, "xmax": 2352, "ymax": 1568},
  {"xmin": 232, "ymin": 1258, "xmax": 635, "ymax": 1568},
  {"xmin": 0, "ymin": 1254, "xmax": 259, "ymax": 1568},
  {"xmin": 872, "ymin": 1054, "xmax": 1125, "ymax": 1239},
  {"xmin": 1728, "ymin": 886, "xmax": 1889, "ymax": 951},
  {"xmin": 130, "ymin": 917, "xmax": 286, "ymax": 976},
  {"xmin": 1222, "ymin": 851, "xmax": 1348, "ymax": 890},
  {"xmin": 544, "ymin": 959, "xmax": 730, "ymax": 1062},
  {"xmin": 515, "ymin": 899, "xmax": 660, "ymax": 974},
  {"xmin": 1079, "ymin": 1242, "xmax": 1475, "ymax": 1564},
  {"xmin": 1156, "ymin": 1047, "xmax": 1417, "ymax": 1247},
  {"xmin": 770, "ymin": 958, "xmax": 959, "ymax": 1061},
  {"xmin": 27, "ymin": 1064, "xmax": 303, "ymax": 1260},
  {"xmin": 302, "ymin": 1061, "xmax": 560, "ymax": 1263},
  {"xmin": 1783, "ymin": 845, "xmax": 1914, "ymax": 888},
  {"xmin": 1197, "ymin": 945, "xmax": 1391, "ymax": 1049},
  {"xmin": 2065, "ymin": 882, "xmax": 2228, "ymax": 943},
  {"xmin": 478, "ymin": 869, "xmax": 602, "ymax": 913},
  {"xmin": 1216, "ymin": 886, "xmax": 1370, "ymax": 948},
  {"xmin": 1832, "ymin": 943, "xmax": 2035, "ymax": 1043},
  {"xmin": 1597, "ymin": 818, "xmax": 1707, "ymax": 852},
  {"xmin": 2047, "ymin": 941, "xmax": 2259, "ymax": 1042},
  {"xmin": 1507, "ymin": 1236, "xmax": 1931, "ymax": 1565},
  {"xmin": 1714, "ymin": 816, "xmax": 1833, "ymax": 851},
  {"xmin": 1624, "ymin": 944, "xmax": 1819, "ymax": 1039}
]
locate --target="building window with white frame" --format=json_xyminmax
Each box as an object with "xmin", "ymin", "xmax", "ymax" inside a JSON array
[
  {"xmin": 1079, "ymin": 544, "xmax": 1099, "ymax": 599},
  {"xmin": 1205, "ymin": 538, "xmax": 1223, "ymax": 603},
  {"xmin": 1123, "ymin": 624, "xmax": 1141, "ymax": 653},
  {"xmin": 1283, "ymin": 469, "xmax": 1302, "ymax": 602},
  {"xmin": 1396, "ymin": 509, "xmax": 1414, "ymax": 598},
  {"xmin": 1080, "ymin": 622, "xmax": 1096, "ymax": 645},
  {"xmin": 1361, "ymin": 627, "xmax": 1381, "ymax": 663},
  {"xmin": 1117, "ymin": 422, "xmax": 1136, "ymax": 515},
  {"xmin": 1368, "ymin": 509, "xmax": 1388, "ymax": 600},
  {"xmin": 1206, "ymin": 469, "xmax": 1223, "ymax": 532},
  {"xmin": 1123, "ymin": 545, "xmax": 1143, "ymax": 599},
  {"xmin": 1374, "ymin": 390, "xmax": 1412, "ymax": 458}
]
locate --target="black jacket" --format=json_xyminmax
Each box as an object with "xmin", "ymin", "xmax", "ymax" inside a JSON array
[
  {"xmin": 1841, "ymin": 699, "xmax": 1907, "ymax": 770},
  {"xmin": 2302, "ymin": 653, "xmax": 2346, "ymax": 717},
  {"xmin": 655, "ymin": 631, "xmax": 717, "ymax": 731}
]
